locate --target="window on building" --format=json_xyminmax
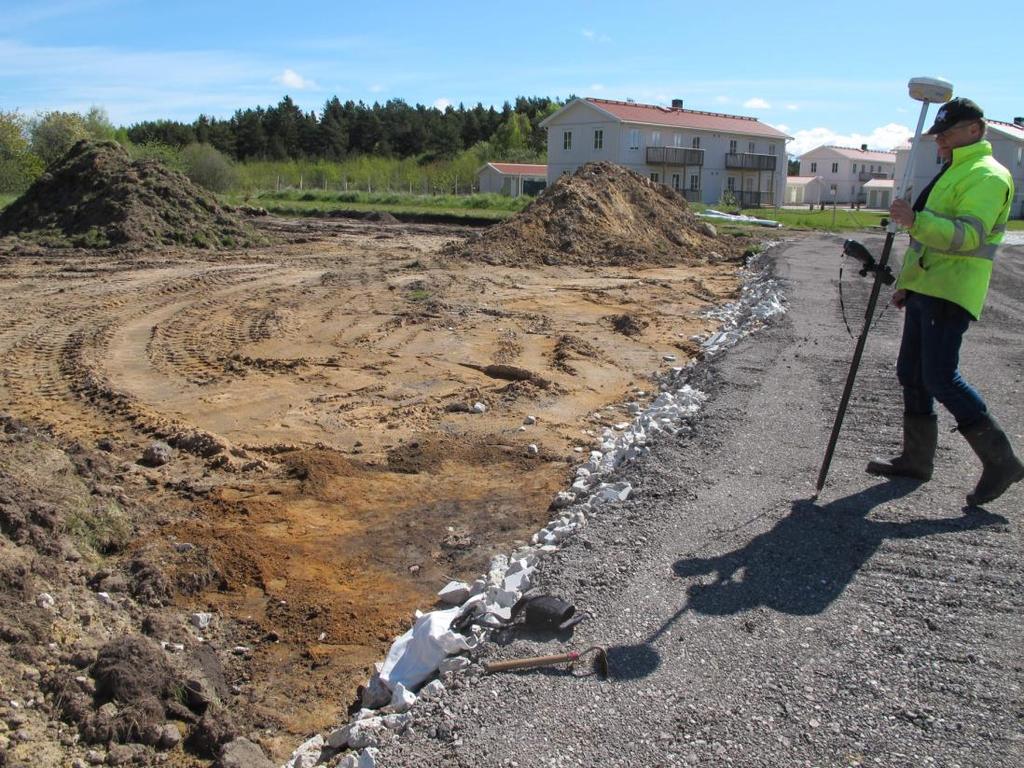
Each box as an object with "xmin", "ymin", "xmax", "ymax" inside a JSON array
[
  {"xmin": 852, "ymin": 164, "xmax": 857, "ymax": 173},
  {"xmin": 768, "ymin": 144, "xmax": 777, "ymax": 155},
  {"xmin": 831, "ymin": 162, "xmax": 838, "ymax": 173},
  {"xmin": 673, "ymin": 133, "xmax": 684, "ymax": 147},
  {"xmin": 1017, "ymin": 146, "xmax": 1022, "ymax": 166},
  {"xmin": 727, "ymin": 177, "xmax": 736, "ymax": 191},
  {"xmin": 689, "ymin": 175, "xmax": 699, "ymax": 190},
  {"xmin": 563, "ymin": 131, "xmax": 572, "ymax": 151},
  {"xmin": 671, "ymin": 173, "xmax": 680, "ymax": 190},
  {"xmin": 629, "ymin": 129, "xmax": 641, "ymax": 150},
  {"xmin": 936, "ymin": 152, "xmax": 943, "ymax": 164},
  {"xmin": 748, "ymin": 141, "xmax": 755, "ymax": 153},
  {"xmin": 650, "ymin": 172, "xmax": 659, "ymax": 183},
  {"xmin": 829, "ymin": 184, "xmax": 837, "ymax": 195},
  {"xmin": 652, "ymin": 131, "xmax": 661, "ymax": 146},
  {"xmin": 810, "ymin": 162, "xmax": 817, "ymax": 173},
  {"xmin": 729, "ymin": 139, "xmax": 738, "ymax": 153},
  {"xmin": 594, "ymin": 129, "xmax": 603, "ymax": 150},
  {"xmin": 692, "ymin": 137, "xmax": 701, "ymax": 149}
]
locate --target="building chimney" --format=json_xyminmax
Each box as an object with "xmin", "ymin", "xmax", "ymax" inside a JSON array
[
  {"xmin": 671, "ymin": 98, "xmax": 684, "ymax": 110},
  {"xmin": 861, "ymin": 143, "xmax": 868, "ymax": 151},
  {"xmin": 1015, "ymin": 117, "xmax": 1024, "ymax": 126}
]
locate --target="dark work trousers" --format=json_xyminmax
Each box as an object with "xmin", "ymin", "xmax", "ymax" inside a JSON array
[{"xmin": 896, "ymin": 291, "xmax": 987, "ymax": 427}]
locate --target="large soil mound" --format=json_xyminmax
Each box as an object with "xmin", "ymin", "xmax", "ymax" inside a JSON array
[
  {"xmin": 0, "ymin": 140, "xmax": 260, "ymax": 249},
  {"xmin": 451, "ymin": 161, "xmax": 736, "ymax": 267}
]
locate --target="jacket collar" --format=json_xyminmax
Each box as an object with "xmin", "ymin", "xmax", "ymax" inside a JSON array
[{"xmin": 950, "ymin": 139, "xmax": 992, "ymax": 165}]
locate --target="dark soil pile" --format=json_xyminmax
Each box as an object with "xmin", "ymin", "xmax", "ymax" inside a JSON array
[
  {"xmin": 449, "ymin": 161, "xmax": 737, "ymax": 267},
  {"xmin": 0, "ymin": 140, "xmax": 261, "ymax": 249}
]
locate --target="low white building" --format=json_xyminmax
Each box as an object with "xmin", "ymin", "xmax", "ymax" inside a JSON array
[
  {"xmin": 784, "ymin": 176, "xmax": 826, "ymax": 206},
  {"xmin": 476, "ymin": 162, "xmax": 547, "ymax": 197},
  {"xmin": 894, "ymin": 118, "xmax": 1024, "ymax": 217},
  {"xmin": 862, "ymin": 178, "xmax": 895, "ymax": 209},
  {"xmin": 540, "ymin": 97, "xmax": 790, "ymax": 207},
  {"xmin": 797, "ymin": 145, "xmax": 896, "ymax": 206}
]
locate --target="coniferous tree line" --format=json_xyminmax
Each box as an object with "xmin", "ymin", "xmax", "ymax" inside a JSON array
[{"xmin": 125, "ymin": 96, "xmax": 561, "ymax": 163}]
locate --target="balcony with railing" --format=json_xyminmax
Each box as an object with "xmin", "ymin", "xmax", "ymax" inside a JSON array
[
  {"xmin": 724, "ymin": 153, "xmax": 777, "ymax": 171},
  {"xmin": 858, "ymin": 171, "xmax": 889, "ymax": 182},
  {"xmin": 728, "ymin": 189, "xmax": 774, "ymax": 207},
  {"xmin": 646, "ymin": 146, "xmax": 705, "ymax": 166}
]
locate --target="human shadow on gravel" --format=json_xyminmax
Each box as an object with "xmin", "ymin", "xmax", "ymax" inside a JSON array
[{"xmin": 670, "ymin": 479, "xmax": 1007, "ymax": 617}]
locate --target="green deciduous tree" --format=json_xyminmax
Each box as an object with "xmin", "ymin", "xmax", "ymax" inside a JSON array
[{"xmin": 0, "ymin": 110, "xmax": 44, "ymax": 193}]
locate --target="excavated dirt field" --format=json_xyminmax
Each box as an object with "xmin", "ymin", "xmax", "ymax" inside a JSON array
[{"xmin": 0, "ymin": 195, "xmax": 755, "ymax": 763}]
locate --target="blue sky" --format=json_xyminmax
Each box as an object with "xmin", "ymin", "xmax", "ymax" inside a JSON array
[{"xmin": 2, "ymin": 0, "xmax": 1020, "ymax": 156}]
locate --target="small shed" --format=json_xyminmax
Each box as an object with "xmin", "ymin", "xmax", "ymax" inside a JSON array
[
  {"xmin": 784, "ymin": 176, "xmax": 825, "ymax": 206},
  {"xmin": 476, "ymin": 163, "xmax": 547, "ymax": 197},
  {"xmin": 862, "ymin": 178, "xmax": 894, "ymax": 210}
]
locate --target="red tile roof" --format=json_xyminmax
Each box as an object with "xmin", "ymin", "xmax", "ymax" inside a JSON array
[
  {"xmin": 584, "ymin": 98, "xmax": 790, "ymax": 140},
  {"xmin": 487, "ymin": 163, "xmax": 547, "ymax": 176}
]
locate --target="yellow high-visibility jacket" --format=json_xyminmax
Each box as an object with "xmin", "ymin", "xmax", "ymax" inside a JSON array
[{"xmin": 896, "ymin": 140, "xmax": 1013, "ymax": 319}]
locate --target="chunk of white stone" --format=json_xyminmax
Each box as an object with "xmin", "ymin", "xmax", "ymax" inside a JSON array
[
  {"xmin": 284, "ymin": 734, "xmax": 325, "ymax": 768},
  {"xmin": 419, "ymin": 680, "xmax": 445, "ymax": 700},
  {"xmin": 190, "ymin": 612, "xmax": 212, "ymax": 629},
  {"xmin": 96, "ymin": 592, "xmax": 114, "ymax": 606},
  {"xmin": 471, "ymin": 402, "xmax": 487, "ymax": 414},
  {"xmin": 502, "ymin": 567, "xmax": 533, "ymax": 594},
  {"xmin": 388, "ymin": 682, "xmax": 417, "ymax": 713},
  {"xmin": 361, "ymin": 671, "xmax": 391, "ymax": 710},
  {"xmin": 326, "ymin": 717, "xmax": 383, "ymax": 750},
  {"xmin": 526, "ymin": 443, "xmax": 539, "ymax": 456},
  {"xmin": 437, "ymin": 581, "xmax": 470, "ymax": 606},
  {"xmin": 589, "ymin": 481, "xmax": 633, "ymax": 506},
  {"xmin": 438, "ymin": 656, "xmax": 471, "ymax": 673},
  {"xmin": 523, "ymin": 415, "xmax": 537, "ymax": 425},
  {"xmin": 35, "ymin": 593, "xmax": 55, "ymax": 610}
]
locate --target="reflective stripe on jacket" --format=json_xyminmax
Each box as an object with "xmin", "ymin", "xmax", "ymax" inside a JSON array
[{"xmin": 895, "ymin": 140, "xmax": 1013, "ymax": 320}]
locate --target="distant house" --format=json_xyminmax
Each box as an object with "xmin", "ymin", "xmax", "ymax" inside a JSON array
[
  {"xmin": 539, "ymin": 97, "xmax": 791, "ymax": 207},
  {"xmin": 893, "ymin": 117, "xmax": 1024, "ymax": 218},
  {"xmin": 797, "ymin": 145, "xmax": 896, "ymax": 205},
  {"xmin": 476, "ymin": 163, "xmax": 547, "ymax": 197}
]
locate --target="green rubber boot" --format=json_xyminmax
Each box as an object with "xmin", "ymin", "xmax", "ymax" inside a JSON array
[
  {"xmin": 960, "ymin": 414, "xmax": 1024, "ymax": 506},
  {"xmin": 866, "ymin": 413, "xmax": 937, "ymax": 481}
]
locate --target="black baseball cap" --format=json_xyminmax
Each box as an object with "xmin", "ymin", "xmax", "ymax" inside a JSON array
[{"xmin": 926, "ymin": 97, "xmax": 985, "ymax": 135}]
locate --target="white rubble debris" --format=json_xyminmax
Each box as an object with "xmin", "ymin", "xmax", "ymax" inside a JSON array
[
  {"xmin": 35, "ymin": 593, "xmax": 55, "ymax": 610},
  {"xmin": 419, "ymin": 680, "xmax": 445, "ymax": 700},
  {"xmin": 190, "ymin": 612, "xmax": 213, "ymax": 629},
  {"xmin": 438, "ymin": 656, "xmax": 471, "ymax": 673},
  {"xmin": 471, "ymin": 401, "xmax": 487, "ymax": 413},
  {"xmin": 283, "ymin": 734, "xmax": 325, "ymax": 768},
  {"xmin": 523, "ymin": 415, "xmax": 537, "ymax": 425},
  {"xmin": 388, "ymin": 682, "xmax": 417, "ymax": 714},
  {"xmin": 437, "ymin": 581, "xmax": 470, "ymax": 605},
  {"xmin": 526, "ymin": 443, "xmax": 539, "ymax": 455}
]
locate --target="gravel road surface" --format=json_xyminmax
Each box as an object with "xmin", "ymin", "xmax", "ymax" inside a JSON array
[{"xmin": 375, "ymin": 233, "xmax": 1024, "ymax": 768}]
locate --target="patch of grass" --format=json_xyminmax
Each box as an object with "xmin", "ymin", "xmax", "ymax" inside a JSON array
[
  {"xmin": 739, "ymin": 207, "xmax": 888, "ymax": 232},
  {"xmin": 0, "ymin": 193, "xmax": 16, "ymax": 211},
  {"xmin": 221, "ymin": 189, "xmax": 532, "ymax": 222},
  {"xmin": 406, "ymin": 288, "xmax": 431, "ymax": 302},
  {"xmin": 64, "ymin": 500, "xmax": 134, "ymax": 555},
  {"xmin": 1007, "ymin": 219, "xmax": 1024, "ymax": 231}
]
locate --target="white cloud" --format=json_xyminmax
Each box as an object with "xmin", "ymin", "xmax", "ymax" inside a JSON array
[
  {"xmin": 433, "ymin": 98, "xmax": 452, "ymax": 110},
  {"xmin": 744, "ymin": 97, "xmax": 771, "ymax": 109},
  {"xmin": 368, "ymin": 83, "xmax": 385, "ymax": 93},
  {"xmin": 588, "ymin": 83, "xmax": 605, "ymax": 92},
  {"xmin": 785, "ymin": 103, "xmax": 799, "ymax": 111},
  {"xmin": 581, "ymin": 28, "xmax": 610, "ymax": 42},
  {"xmin": 784, "ymin": 122, "xmax": 913, "ymax": 157},
  {"xmin": 274, "ymin": 68, "xmax": 318, "ymax": 90},
  {"xmin": 715, "ymin": 95, "xmax": 731, "ymax": 104}
]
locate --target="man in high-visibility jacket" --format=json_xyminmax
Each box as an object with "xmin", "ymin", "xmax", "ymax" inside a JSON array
[{"xmin": 867, "ymin": 97, "xmax": 1024, "ymax": 506}]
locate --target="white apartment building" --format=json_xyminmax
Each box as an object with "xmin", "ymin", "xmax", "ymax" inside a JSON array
[
  {"xmin": 540, "ymin": 97, "xmax": 791, "ymax": 207},
  {"xmin": 795, "ymin": 145, "xmax": 896, "ymax": 205},
  {"xmin": 893, "ymin": 118, "xmax": 1024, "ymax": 218}
]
